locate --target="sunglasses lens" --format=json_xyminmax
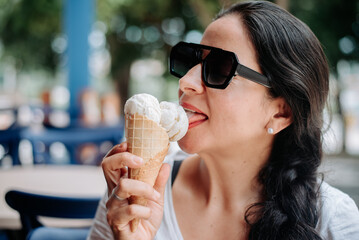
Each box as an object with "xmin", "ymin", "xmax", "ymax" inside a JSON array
[
  {"xmin": 204, "ymin": 51, "xmax": 234, "ymax": 86},
  {"xmin": 170, "ymin": 42, "xmax": 269, "ymax": 89},
  {"xmin": 170, "ymin": 42, "xmax": 238, "ymax": 89},
  {"xmin": 171, "ymin": 44, "xmax": 199, "ymax": 77}
]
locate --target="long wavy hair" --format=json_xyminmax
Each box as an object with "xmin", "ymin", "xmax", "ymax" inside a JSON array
[{"xmin": 216, "ymin": 1, "xmax": 329, "ymax": 239}]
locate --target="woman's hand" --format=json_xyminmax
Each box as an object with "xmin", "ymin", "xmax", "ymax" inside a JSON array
[{"xmin": 101, "ymin": 142, "xmax": 171, "ymax": 240}]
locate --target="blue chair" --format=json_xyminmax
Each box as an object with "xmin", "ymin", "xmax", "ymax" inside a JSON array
[
  {"xmin": 27, "ymin": 227, "xmax": 90, "ymax": 240},
  {"xmin": 0, "ymin": 125, "xmax": 25, "ymax": 166},
  {"xmin": 20, "ymin": 124, "xmax": 124, "ymax": 165},
  {"xmin": 5, "ymin": 190, "xmax": 101, "ymax": 240}
]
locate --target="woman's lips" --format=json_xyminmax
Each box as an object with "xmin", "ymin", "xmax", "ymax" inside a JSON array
[
  {"xmin": 186, "ymin": 111, "xmax": 208, "ymax": 129},
  {"xmin": 180, "ymin": 102, "xmax": 208, "ymax": 129}
]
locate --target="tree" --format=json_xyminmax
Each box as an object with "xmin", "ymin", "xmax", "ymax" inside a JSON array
[
  {"xmin": 0, "ymin": 0, "xmax": 62, "ymax": 73},
  {"xmin": 290, "ymin": 0, "xmax": 359, "ymax": 154},
  {"xmin": 1, "ymin": 0, "xmax": 358, "ymax": 154},
  {"xmin": 290, "ymin": 0, "xmax": 358, "ymax": 70},
  {"xmin": 97, "ymin": 0, "xmax": 223, "ymax": 108}
]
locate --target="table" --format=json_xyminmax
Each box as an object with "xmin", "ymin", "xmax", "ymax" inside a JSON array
[{"xmin": 0, "ymin": 165, "xmax": 106, "ymax": 229}]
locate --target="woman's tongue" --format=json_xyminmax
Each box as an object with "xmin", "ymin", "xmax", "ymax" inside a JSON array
[{"xmin": 186, "ymin": 111, "xmax": 208, "ymax": 124}]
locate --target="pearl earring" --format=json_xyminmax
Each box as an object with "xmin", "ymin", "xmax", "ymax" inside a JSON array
[{"xmin": 267, "ymin": 128, "xmax": 274, "ymax": 134}]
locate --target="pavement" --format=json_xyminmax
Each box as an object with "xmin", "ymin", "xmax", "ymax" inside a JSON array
[{"xmin": 320, "ymin": 154, "xmax": 359, "ymax": 206}]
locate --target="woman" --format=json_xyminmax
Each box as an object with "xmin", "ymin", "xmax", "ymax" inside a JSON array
[{"xmin": 88, "ymin": 1, "xmax": 359, "ymax": 239}]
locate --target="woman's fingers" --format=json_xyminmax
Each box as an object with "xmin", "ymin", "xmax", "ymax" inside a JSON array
[
  {"xmin": 106, "ymin": 179, "xmax": 157, "ymax": 232},
  {"xmin": 111, "ymin": 164, "xmax": 170, "ymax": 205},
  {"xmin": 112, "ymin": 178, "xmax": 161, "ymax": 203},
  {"xmin": 102, "ymin": 151, "xmax": 143, "ymax": 193},
  {"xmin": 105, "ymin": 142, "xmax": 127, "ymax": 158},
  {"xmin": 153, "ymin": 163, "xmax": 171, "ymax": 199},
  {"xmin": 107, "ymin": 204, "xmax": 152, "ymax": 231},
  {"xmin": 102, "ymin": 142, "xmax": 144, "ymax": 197},
  {"xmin": 102, "ymin": 143, "xmax": 169, "ymax": 238},
  {"xmin": 106, "ymin": 164, "xmax": 169, "ymax": 219},
  {"xmin": 105, "ymin": 163, "xmax": 170, "ymax": 238},
  {"xmin": 102, "ymin": 151, "xmax": 143, "ymax": 172}
]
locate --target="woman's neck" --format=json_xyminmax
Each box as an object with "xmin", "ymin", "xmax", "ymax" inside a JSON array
[{"xmin": 197, "ymin": 144, "xmax": 271, "ymax": 211}]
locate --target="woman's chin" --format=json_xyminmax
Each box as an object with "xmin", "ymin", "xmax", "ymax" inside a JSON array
[{"xmin": 178, "ymin": 137, "xmax": 198, "ymax": 154}]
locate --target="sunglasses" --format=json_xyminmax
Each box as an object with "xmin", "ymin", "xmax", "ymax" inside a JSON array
[{"xmin": 170, "ymin": 41, "xmax": 270, "ymax": 89}]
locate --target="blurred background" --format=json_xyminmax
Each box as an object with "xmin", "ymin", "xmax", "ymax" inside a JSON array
[{"xmin": 0, "ymin": 0, "xmax": 358, "ymax": 238}]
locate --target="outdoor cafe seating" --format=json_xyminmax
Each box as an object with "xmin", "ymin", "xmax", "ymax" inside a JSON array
[
  {"xmin": 0, "ymin": 103, "xmax": 123, "ymax": 240},
  {"xmin": 5, "ymin": 190, "xmax": 100, "ymax": 240}
]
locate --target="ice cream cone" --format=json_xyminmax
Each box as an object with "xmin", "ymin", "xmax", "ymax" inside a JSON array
[{"xmin": 125, "ymin": 113, "xmax": 169, "ymax": 232}]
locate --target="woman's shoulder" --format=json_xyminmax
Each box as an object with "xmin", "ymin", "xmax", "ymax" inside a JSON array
[
  {"xmin": 316, "ymin": 181, "xmax": 359, "ymax": 239},
  {"xmin": 318, "ymin": 181, "xmax": 358, "ymax": 212}
]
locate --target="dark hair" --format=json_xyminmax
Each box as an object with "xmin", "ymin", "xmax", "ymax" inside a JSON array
[{"xmin": 216, "ymin": 1, "xmax": 329, "ymax": 240}]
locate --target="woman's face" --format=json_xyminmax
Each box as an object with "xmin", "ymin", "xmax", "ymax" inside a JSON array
[{"xmin": 178, "ymin": 15, "xmax": 272, "ymax": 155}]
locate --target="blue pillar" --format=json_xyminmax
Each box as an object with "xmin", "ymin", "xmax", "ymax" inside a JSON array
[{"xmin": 64, "ymin": 0, "xmax": 94, "ymax": 124}]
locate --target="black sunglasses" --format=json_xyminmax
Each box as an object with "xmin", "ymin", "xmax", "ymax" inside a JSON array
[{"xmin": 170, "ymin": 41, "xmax": 270, "ymax": 89}]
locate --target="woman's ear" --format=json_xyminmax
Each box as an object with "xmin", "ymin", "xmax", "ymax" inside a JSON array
[{"xmin": 266, "ymin": 97, "xmax": 293, "ymax": 134}]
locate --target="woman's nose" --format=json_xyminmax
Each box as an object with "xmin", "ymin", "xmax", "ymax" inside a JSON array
[{"xmin": 178, "ymin": 64, "xmax": 204, "ymax": 95}]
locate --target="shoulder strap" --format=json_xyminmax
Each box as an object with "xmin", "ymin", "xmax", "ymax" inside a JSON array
[{"xmin": 171, "ymin": 160, "xmax": 183, "ymax": 187}]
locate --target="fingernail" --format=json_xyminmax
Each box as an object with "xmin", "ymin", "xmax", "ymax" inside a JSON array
[
  {"xmin": 133, "ymin": 156, "xmax": 143, "ymax": 164},
  {"xmin": 154, "ymin": 190, "xmax": 161, "ymax": 200}
]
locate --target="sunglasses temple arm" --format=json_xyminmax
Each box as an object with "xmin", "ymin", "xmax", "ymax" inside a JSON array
[{"xmin": 236, "ymin": 65, "xmax": 271, "ymax": 88}]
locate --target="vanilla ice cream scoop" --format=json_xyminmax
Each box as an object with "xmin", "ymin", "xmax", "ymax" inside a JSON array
[
  {"xmin": 160, "ymin": 101, "xmax": 188, "ymax": 141},
  {"xmin": 124, "ymin": 93, "xmax": 188, "ymax": 141},
  {"xmin": 124, "ymin": 93, "xmax": 161, "ymax": 123}
]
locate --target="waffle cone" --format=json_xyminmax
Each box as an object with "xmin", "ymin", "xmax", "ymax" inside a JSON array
[{"xmin": 125, "ymin": 113, "xmax": 169, "ymax": 232}]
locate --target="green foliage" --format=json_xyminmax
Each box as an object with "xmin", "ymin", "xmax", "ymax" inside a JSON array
[
  {"xmin": 1, "ymin": 0, "xmax": 357, "ymax": 79},
  {"xmin": 96, "ymin": 0, "xmax": 225, "ymax": 105},
  {"xmin": 98, "ymin": 0, "xmax": 224, "ymax": 78},
  {"xmin": 0, "ymin": 0, "xmax": 62, "ymax": 73},
  {"xmin": 290, "ymin": 0, "xmax": 359, "ymax": 71}
]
